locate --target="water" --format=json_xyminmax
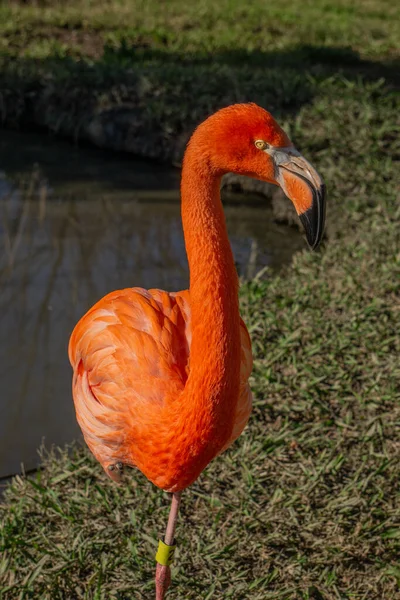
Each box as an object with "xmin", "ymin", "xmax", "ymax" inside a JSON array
[{"xmin": 0, "ymin": 129, "xmax": 304, "ymax": 479}]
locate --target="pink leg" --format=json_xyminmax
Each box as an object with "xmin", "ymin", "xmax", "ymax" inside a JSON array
[{"xmin": 155, "ymin": 492, "xmax": 182, "ymax": 600}]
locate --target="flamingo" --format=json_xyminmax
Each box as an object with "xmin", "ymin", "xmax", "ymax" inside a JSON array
[{"xmin": 69, "ymin": 103, "xmax": 326, "ymax": 599}]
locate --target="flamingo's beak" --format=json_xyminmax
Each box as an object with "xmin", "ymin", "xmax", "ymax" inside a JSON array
[{"xmin": 273, "ymin": 148, "xmax": 326, "ymax": 250}]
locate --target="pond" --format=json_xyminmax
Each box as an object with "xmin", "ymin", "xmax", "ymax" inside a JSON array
[{"xmin": 0, "ymin": 129, "xmax": 305, "ymax": 480}]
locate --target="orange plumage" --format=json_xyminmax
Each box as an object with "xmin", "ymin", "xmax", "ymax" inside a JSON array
[
  {"xmin": 69, "ymin": 287, "xmax": 252, "ymax": 491},
  {"xmin": 69, "ymin": 103, "xmax": 325, "ymax": 599}
]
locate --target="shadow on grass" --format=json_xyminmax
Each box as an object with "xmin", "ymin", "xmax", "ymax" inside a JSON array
[
  {"xmin": 103, "ymin": 41, "xmax": 400, "ymax": 86},
  {"xmin": 0, "ymin": 42, "xmax": 398, "ymax": 170}
]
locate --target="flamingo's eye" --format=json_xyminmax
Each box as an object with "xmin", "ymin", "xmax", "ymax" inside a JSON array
[{"xmin": 254, "ymin": 140, "xmax": 269, "ymax": 151}]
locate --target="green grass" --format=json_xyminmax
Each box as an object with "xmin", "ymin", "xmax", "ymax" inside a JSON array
[
  {"xmin": 1, "ymin": 0, "xmax": 400, "ymax": 598},
  {"xmin": 0, "ymin": 0, "xmax": 399, "ymax": 60}
]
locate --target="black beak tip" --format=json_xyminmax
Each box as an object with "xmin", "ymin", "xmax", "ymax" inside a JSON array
[{"xmin": 299, "ymin": 183, "xmax": 326, "ymax": 250}]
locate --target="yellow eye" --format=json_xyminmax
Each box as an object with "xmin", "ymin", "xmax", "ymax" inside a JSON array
[{"xmin": 255, "ymin": 140, "xmax": 268, "ymax": 150}]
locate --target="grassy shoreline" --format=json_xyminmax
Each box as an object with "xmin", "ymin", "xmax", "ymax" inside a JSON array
[
  {"xmin": 1, "ymin": 1, "xmax": 399, "ymax": 598},
  {"xmin": 0, "ymin": 0, "xmax": 399, "ymax": 229}
]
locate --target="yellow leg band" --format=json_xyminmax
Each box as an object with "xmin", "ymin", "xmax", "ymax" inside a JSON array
[{"xmin": 155, "ymin": 539, "xmax": 176, "ymax": 566}]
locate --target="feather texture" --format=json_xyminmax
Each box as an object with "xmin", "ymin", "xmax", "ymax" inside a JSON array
[{"xmin": 69, "ymin": 287, "xmax": 252, "ymax": 491}]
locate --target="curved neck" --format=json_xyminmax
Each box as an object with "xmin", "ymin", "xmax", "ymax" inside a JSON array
[{"xmin": 180, "ymin": 146, "xmax": 241, "ymax": 424}]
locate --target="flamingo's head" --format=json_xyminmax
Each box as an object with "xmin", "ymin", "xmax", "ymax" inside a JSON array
[{"xmin": 191, "ymin": 103, "xmax": 326, "ymax": 249}]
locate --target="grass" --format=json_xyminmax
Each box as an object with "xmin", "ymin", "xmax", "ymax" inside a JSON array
[
  {"xmin": 0, "ymin": 0, "xmax": 400, "ymax": 598},
  {"xmin": 0, "ymin": 0, "xmax": 399, "ymax": 60}
]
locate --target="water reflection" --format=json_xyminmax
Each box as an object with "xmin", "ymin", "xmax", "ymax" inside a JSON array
[{"xmin": 0, "ymin": 130, "xmax": 304, "ymax": 478}]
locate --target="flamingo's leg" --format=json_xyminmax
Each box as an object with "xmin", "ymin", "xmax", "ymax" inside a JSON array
[{"xmin": 155, "ymin": 491, "xmax": 182, "ymax": 600}]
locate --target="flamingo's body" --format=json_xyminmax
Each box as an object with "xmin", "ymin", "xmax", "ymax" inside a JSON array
[
  {"xmin": 69, "ymin": 103, "xmax": 325, "ymax": 599},
  {"xmin": 69, "ymin": 287, "xmax": 252, "ymax": 492}
]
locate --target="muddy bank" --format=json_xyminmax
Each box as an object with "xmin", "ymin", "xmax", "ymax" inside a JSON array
[{"xmin": 0, "ymin": 63, "xmax": 301, "ymax": 226}]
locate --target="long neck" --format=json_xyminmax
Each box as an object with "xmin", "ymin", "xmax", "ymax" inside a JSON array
[{"xmin": 179, "ymin": 146, "xmax": 242, "ymax": 431}]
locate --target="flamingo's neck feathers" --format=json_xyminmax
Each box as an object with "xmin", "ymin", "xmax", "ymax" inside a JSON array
[{"xmin": 179, "ymin": 123, "xmax": 242, "ymax": 449}]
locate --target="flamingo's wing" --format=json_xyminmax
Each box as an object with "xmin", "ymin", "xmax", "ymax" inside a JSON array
[
  {"xmin": 69, "ymin": 286, "xmax": 253, "ymax": 483},
  {"xmin": 68, "ymin": 287, "xmax": 191, "ymax": 480}
]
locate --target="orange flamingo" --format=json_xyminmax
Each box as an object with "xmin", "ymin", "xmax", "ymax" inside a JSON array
[{"xmin": 69, "ymin": 103, "xmax": 326, "ymax": 599}]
